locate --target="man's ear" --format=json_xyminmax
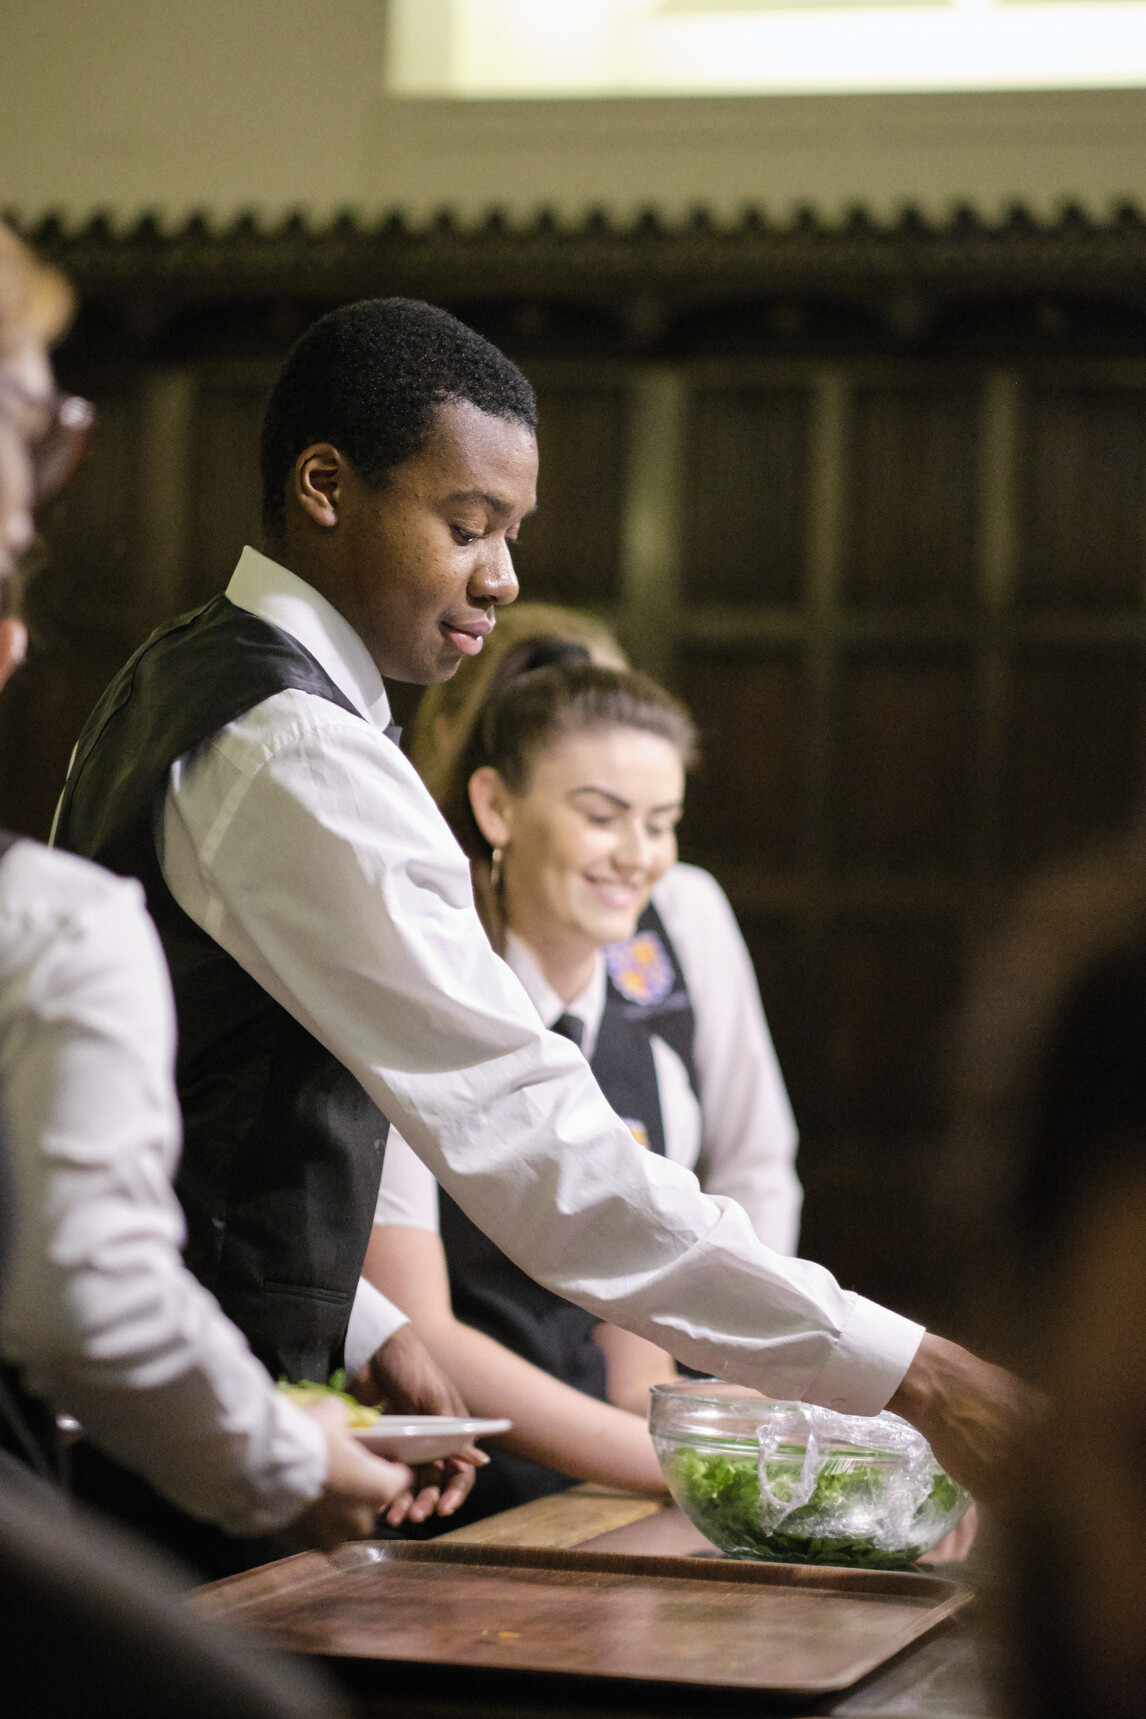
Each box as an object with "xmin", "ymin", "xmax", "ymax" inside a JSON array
[
  {"xmin": 292, "ymin": 443, "xmax": 344, "ymax": 530},
  {"xmin": 468, "ymin": 766, "xmax": 514, "ymax": 850}
]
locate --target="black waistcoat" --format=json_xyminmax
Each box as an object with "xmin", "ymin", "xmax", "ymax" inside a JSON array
[
  {"xmin": 438, "ymin": 902, "xmax": 698, "ymax": 1400},
  {"xmin": 52, "ymin": 597, "xmax": 391, "ymax": 1384}
]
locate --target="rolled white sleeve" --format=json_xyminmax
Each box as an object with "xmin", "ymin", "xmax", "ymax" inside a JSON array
[
  {"xmin": 653, "ymin": 865, "xmax": 803, "ymax": 1255},
  {"xmin": 161, "ymin": 690, "xmax": 923, "ymax": 1413},
  {"xmin": 0, "ymin": 843, "xmax": 327, "ymax": 1535},
  {"xmin": 345, "ymin": 1277, "xmax": 409, "ymax": 1376}
]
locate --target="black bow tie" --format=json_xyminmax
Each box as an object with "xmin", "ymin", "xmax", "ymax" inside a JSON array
[{"xmin": 551, "ymin": 1013, "xmax": 585, "ymax": 1051}]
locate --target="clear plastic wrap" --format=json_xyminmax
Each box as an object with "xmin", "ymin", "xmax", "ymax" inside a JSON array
[{"xmin": 650, "ymin": 1381, "xmax": 971, "ymax": 1568}]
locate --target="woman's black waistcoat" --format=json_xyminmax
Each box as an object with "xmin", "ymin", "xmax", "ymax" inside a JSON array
[
  {"xmin": 52, "ymin": 596, "xmax": 390, "ymax": 1384},
  {"xmin": 438, "ymin": 903, "xmax": 698, "ymax": 1400}
]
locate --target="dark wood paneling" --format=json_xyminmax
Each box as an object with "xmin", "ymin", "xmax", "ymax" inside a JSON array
[
  {"xmin": 1003, "ymin": 646, "xmax": 1146, "ymax": 867},
  {"xmin": 1018, "ymin": 386, "xmax": 1146, "ymax": 608},
  {"xmin": 844, "ymin": 385, "xmax": 978, "ymax": 607},
  {"xmin": 10, "ymin": 216, "xmax": 1146, "ymax": 1338},
  {"xmin": 678, "ymin": 649, "xmax": 804, "ymax": 864},
  {"xmin": 186, "ymin": 374, "xmax": 270, "ymax": 606},
  {"xmin": 727, "ymin": 909, "xmax": 811, "ymax": 1123},
  {"xmin": 0, "ymin": 390, "xmax": 145, "ymax": 839},
  {"xmin": 33, "ymin": 390, "xmax": 140, "ymax": 634},
  {"xmin": 827, "ymin": 916, "xmax": 965, "ymax": 1135},
  {"xmin": 682, "ymin": 387, "xmax": 809, "ymax": 602},
  {"xmin": 0, "ymin": 637, "xmax": 131, "ymax": 841},
  {"xmin": 511, "ymin": 385, "xmax": 626, "ymax": 604},
  {"xmin": 832, "ymin": 650, "xmax": 974, "ymax": 867}
]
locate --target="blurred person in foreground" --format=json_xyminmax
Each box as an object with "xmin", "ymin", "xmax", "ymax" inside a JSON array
[
  {"xmin": 949, "ymin": 822, "xmax": 1146, "ymax": 1719},
  {"xmin": 0, "ymin": 220, "xmax": 417, "ymax": 1589}
]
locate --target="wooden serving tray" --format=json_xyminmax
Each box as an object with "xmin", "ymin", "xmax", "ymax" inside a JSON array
[{"xmin": 195, "ymin": 1540, "xmax": 971, "ymax": 1699}]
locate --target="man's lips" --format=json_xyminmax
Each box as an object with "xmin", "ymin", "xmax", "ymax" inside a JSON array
[{"xmin": 441, "ymin": 617, "xmax": 494, "ymax": 657}]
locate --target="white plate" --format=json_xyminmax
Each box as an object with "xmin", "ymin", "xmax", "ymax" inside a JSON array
[{"xmin": 349, "ymin": 1415, "xmax": 511, "ymax": 1462}]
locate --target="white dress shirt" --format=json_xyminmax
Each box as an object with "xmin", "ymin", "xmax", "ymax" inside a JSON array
[
  {"xmin": 375, "ymin": 866, "xmax": 802, "ymax": 1254},
  {"xmin": 159, "ymin": 547, "xmax": 923, "ymax": 1414},
  {"xmin": 0, "ymin": 839, "xmax": 327, "ymax": 1534}
]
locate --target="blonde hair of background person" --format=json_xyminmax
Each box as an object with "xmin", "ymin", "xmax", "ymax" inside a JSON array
[
  {"xmin": 366, "ymin": 626, "xmax": 804, "ymax": 1509},
  {"xmin": 0, "ymin": 223, "xmax": 72, "ymax": 357},
  {"xmin": 0, "ymin": 224, "xmax": 73, "ymax": 625}
]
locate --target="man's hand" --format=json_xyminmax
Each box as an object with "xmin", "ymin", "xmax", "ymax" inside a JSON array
[
  {"xmin": 287, "ymin": 1398, "xmax": 416, "ymax": 1550},
  {"xmin": 887, "ymin": 1332, "xmax": 1044, "ymax": 1510},
  {"xmin": 352, "ymin": 1323, "xmax": 488, "ymax": 1525}
]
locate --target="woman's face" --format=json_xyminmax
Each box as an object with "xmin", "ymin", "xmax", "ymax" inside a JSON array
[{"xmin": 479, "ymin": 724, "xmax": 685, "ymax": 957}]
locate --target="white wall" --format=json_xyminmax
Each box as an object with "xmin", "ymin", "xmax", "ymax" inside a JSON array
[{"xmin": 2, "ymin": 0, "xmax": 1145, "ymax": 226}]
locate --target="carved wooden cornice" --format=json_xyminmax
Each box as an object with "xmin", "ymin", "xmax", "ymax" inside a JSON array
[{"xmin": 11, "ymin": 205, "xmax": 1146, "ymax": 301}]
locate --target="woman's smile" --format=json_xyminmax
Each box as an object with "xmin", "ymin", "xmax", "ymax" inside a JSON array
[{"xmin": 583, "ymin": 875, "xmax": 643, "ymax": 911}]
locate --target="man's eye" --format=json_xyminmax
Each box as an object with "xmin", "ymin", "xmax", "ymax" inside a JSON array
[{"xmin": 451, "ymin": 526, "xmax": 479, "ymax": 545}]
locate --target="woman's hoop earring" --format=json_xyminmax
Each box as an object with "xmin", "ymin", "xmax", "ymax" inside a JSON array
[{"xmin": 489, "ymin": 847, "xmax": 504, "ymax": 891}]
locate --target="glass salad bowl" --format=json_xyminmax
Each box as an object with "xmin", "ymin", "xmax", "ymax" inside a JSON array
[{"xmin": 650, "ymin": 1379, "xmax": 971, "ymax": 1570}]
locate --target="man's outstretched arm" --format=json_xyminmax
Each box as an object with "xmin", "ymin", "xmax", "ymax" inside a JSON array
[{"xmin": 165, "ymin": 698, "xmax": 1029, "ymax": 1495}]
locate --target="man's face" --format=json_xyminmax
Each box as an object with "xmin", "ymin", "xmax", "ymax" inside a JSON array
[{"xmin": 310, "ymin": 400, "xmax": 538, "ymax": 685}]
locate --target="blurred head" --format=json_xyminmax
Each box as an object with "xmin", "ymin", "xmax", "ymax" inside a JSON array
[
  {"xmin": 260, "ymin": 298, "xmax": 538, "ymax": 685},
  {"xmin": 411, "ymin": 601, "xmax": 628, "ymax": 800},
  {"xmin": 0, "ymin": 224, "xmax": 87, "ymax": 687},
  {"xmin": 441, "ymin": 636, "xmax": 696, "ymax": 966},
  {"xmin": 950, "ymin": 829, "xmax": 1146, "ymax": 1719}
]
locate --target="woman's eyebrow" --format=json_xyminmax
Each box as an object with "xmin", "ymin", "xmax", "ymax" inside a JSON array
[
  {"xmin": 567, "ymin": 786, "xmax": 683, "ymax": 815},
  {"xmin": 568, "ymin": 786, "xmax": 630, "ymax": 810}
]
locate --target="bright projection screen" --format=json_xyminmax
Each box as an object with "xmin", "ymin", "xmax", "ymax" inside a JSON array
[{"xmin": 387, "ymin": 0, "xmax": 1146, "ymax": 98}]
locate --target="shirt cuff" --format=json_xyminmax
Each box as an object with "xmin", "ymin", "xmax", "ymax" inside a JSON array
[
  {"xmin": 800, "ymin": 1295, "xmax": 925, "ymax": 1418},
  {"xmin": 344, "ymin": 1276, "xmax": 409, "ymax": 1377}
]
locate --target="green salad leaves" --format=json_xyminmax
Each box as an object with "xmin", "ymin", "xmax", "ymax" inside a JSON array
[{"xmin": 669, "ymin": 1444, "xmax": 963, "ymax": 1569}]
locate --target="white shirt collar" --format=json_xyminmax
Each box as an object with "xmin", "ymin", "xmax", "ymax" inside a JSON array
[
  {"xmin": 225, "ymin": 546, "xmax": 392, "ymax": 731},
  {"xmin": 504, "ymin": 932, "xmax": 607, "ymax": 1061}
]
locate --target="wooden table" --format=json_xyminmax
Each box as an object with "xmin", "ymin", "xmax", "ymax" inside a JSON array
[{"xmin": 208, "ymin": 1487, "xmax": 998, "ymax": 1719}]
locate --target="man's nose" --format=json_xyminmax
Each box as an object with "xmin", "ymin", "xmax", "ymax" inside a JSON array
[{"xmin": 470, "ymin": 537, "xmax": 519, "ymax": 608}]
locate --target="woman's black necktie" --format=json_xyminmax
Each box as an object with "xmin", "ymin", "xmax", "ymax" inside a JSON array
[{"xmin": 551, "ymin": 1013, "xmax": 585, "ymax": 1051}]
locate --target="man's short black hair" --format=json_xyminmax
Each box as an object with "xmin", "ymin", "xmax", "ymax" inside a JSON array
[{"xmin": 259, "ymin": 297, "xmax": 538, "ymax": 532}]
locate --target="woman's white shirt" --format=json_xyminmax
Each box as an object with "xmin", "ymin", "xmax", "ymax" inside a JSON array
[
  {"xmin": 0, "ymin": 840, "xmax": 327, "ymax": 1534},
  {"xmin": 374, "ymin": 865, "xmax": 801, "ymax": 1254},
  {"xmin": 655, "ymin": 865, "xmax": 801, "ymax": 1252}
]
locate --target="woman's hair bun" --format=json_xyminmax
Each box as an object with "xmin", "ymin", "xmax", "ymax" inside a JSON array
[{"xmin": 495, "ymin": 634, "xmax": 592, "ymax": 692}]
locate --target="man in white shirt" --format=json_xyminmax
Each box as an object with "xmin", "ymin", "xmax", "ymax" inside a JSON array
[{"xmin": 54, "ymin": 298, "xmax": 1030, "ymax": 1561}]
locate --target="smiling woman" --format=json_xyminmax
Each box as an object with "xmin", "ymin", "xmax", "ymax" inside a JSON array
[
  {"xmin": 447, "ymin": 639, "xmax": 697, "ymax": 965},
  {"xmin": 365, "ymin": 633, "xmax": 803, "ymax": 1525}
]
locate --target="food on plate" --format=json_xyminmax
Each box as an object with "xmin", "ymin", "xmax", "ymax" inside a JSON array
[{"xmin": 278, "ymin": 1373, "xmax": 380, "ymax": 1428}]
